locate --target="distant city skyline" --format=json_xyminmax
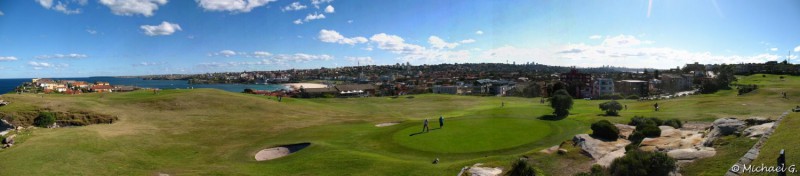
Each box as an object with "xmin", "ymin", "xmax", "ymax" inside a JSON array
[{"xmin": 0, "ymin": 0, "xmax": 798, "ymax": 78}]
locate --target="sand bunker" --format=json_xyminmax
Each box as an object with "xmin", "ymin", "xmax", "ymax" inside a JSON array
[
  {"xmin": 255, "ymin": 143, "xmax": 310, "ymax": 161},
  {"xmin": 375, "ymin": 122, "xmax": 400, "ymax": 127}
]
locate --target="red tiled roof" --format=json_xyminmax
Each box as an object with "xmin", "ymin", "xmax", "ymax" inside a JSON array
[{"xmin": 91, "ymin": 85, "xmax": 113, "ymax": 90}]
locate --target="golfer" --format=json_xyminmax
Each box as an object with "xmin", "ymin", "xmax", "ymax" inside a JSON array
[
  {"xmin": 439, "ymin": 116, "xmax": 444, "ymax": 128},
  {"xmin": 422, "ymin": 119, "xmax": 429, "ymax": 132}
]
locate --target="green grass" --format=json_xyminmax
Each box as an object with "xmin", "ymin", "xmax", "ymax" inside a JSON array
[
  {"xmin": 0, "ymin": 74, "xmax": 798, "ymax": 175},
  {"xmin": 392, "ymin": 117, "xmax": 551, "ymax": 153},
  {"xmin": 681, "ymin": 135, "xmax": 756, "ymax": 176},
  {"xmin": 745, "ymin": 113, "xmax": 800, "ymax": 176}
]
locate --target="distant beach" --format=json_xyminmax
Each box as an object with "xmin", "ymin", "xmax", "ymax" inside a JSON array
[{"xmin": 282, "ymin": 83, "xmax": 330, "ymax": 90}]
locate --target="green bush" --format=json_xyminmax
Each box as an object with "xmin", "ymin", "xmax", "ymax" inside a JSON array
[
  {"xmin": 549, "ymin": 89, "xmax": 573, "ymax": 118},
  {"xmin": 628, "ymin": 131, "xmax": 646, "ymax": 144},
  {"xmin": 599, "ymin": 101, "xmax": 623, "ymax": 116},
  {"xmin": 591, "ymin": 120, "xmax": 620, "ymax": 141},
  {"xmin": 635, "ymin": 124, "xmax": 661, "ymax": 138},
  {"xmin": 663, "ymin": 119, "xmax": 682, "ymax": 129},
  {"xmin": 609, "ymin": 150, "xmax": 676, "ymax": 176},
  {"xmin": 574, "ymin": 164, "xmax": 609, "ymax": 176},
  {"xmin": 628, "ymin": 116, "xmax": 663, "ymax": 126},
  {"xmin": 34, "ymin": 112, "xmax": 56, "ymax": 128},
  {"xmin": 507, "ymin": 158, "xmax": 536, "ymax": 176}
]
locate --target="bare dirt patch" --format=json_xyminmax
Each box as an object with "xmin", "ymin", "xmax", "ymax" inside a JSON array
[{"xmin": 254, "ymin": 143, "xmax": 310, "ymax": 161}]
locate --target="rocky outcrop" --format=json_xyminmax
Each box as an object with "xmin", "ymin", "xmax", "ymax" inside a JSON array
[
  {"xmin": 640, "ymin": 126, "xmax": 706, "ymax": 152},
  {"xmin": 703, "ymin": 118, "xmax": 746, "ymax": 146},
  {"xmin": 464, "ymin": 163, "xmax": 502, "ymax": 176},
  {"xmin": 743, "ymin": 122, "xmax": 774, "ymax": 138},
  {"xmin": 726, "ymin": 111, "xmax": 791, "ymax": 176},
  {"xmin": 573, "ymin": 134, "xmax": 631, "ymax": 167},
  {"xmin": 615, "ymin": 124, "xmax": 635, "ymax": 139},
  {"xmin": 667, "ymin": 148, "xmax": 717, "ymax": 160},
  {"xmin": 744, "ymin": 117, "xmax": 774, "ymax": 126}
]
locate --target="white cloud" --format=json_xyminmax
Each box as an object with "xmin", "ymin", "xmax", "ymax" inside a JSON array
[
  {"xmin": 346, "ymin": 56, "xmax": 373, "ymax": 65},
  {"xmin": 304, "ymin": 12, "xmax": 325, "ymax": 22},
  {"xmin": 196, "ymin": 0, "xmax": 276, "ymax": 13},
  {"xmin": 0, "ymin": 56, "xmax": 17, "ymax": 61},
  {"xmin": 86, "ymin": 29, "xmax": 98, "ymax": 35},
  {"xmin": 770, "ymin": 48, "xmax": 778, "ymax": 52},
  {"xmin": 35, "ymin": 53, "xmax": 88, "ymax": 59},
  {"xmin": 369, "ymin": 33, "xmax": 425, "ymax": 55},
  {"xmin": 99, "ymin": 0, "xmax": 167, "ymax": 17},
  {"xmin": 140, "ymin": 21, "xmax": 182, "ymax": 36},
  {"xmin": 0, "ymin": 10, "xmax": 4, "ymax": 16},
  {"xmin": 37, "ymin": 0, "xmax": 84, "ymax": 15},
  {"xmin": 28, "ymin": 61, "xmax": 69, "ymax": 70},
  {"xmin": 209, "ymin": 50, "xmax": 272, "ymax": 58},
  {"xmin": 428, "ymin": 36, "xmax": 459, "ymax": 49},
  {"xmin": 475, "ymin": 30, "xmax": 484, "ymax": 35},
  {"xmin": 478, "ymin": 35, "xmax": 788, "ymax": 69},
  {"xmin": 347, "ymin": 20, "xmax": 353, "ymax": 24},
  {"xmin": 319, "ymin": 29, "xmax": 367, "ymax": 45},
  {"xmin": 460, "ymin": 39, "xmax": 476, "ymax": 44},
  {"xmin": 198, "ymin": 60, "xmax": 272, "ymax": 68},
  {"xmin": 324, "ymin": 5, "xmax": 334, "ymax": 13},
  {"xmin": 273, "ymin": 53, "xmax": 333, "ymax": 62},
  {"xmin": 283, "ymin": 2, "xmax": 306, "ymax": 11},
  {"xmin": 589, "ymin": 35, "xmax": 602, "ymax": 39},
  {"xmin": 132, "ymin": 61, "xmax": 164, "ymax": 67},
  {"xmin": 794, "ymin": 45, "xmax": 800, "ymax": 52},
  {"xmin": 293, "ymin": 19, "xmax": 303, "ymax": 24},
  {"xmin": 310, "ymin": 0, "xmax": 332, "ymax": 8}
]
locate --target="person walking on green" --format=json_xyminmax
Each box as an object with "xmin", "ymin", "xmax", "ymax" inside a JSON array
[
  {"xmin": 439, "ymin": 116, "xmax": 444, "ymax": 129},
  {"xmin": 422, "ymin": 119, "xmax": 430, "ymax": 132}
]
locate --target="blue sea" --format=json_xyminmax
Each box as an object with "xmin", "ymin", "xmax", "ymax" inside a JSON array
[{"xmin": 0, "ymin": 77, "xmax": 286, "ymax": 94}]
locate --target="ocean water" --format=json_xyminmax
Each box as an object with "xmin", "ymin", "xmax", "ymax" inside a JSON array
[{"xmin": 0, "ymin": 77, "xmax": 286, "ymax": 94}]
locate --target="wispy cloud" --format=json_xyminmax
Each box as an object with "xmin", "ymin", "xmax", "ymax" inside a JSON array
[
  {"xmin": 140, "ymin": 21, "xmax": 181, "ymax": 36},
  {"xmin": 36, "ymin": 53, "xmax": 88, "ymax": 59}
]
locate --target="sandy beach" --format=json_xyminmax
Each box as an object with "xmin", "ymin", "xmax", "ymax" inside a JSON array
[{"xmin": 282, "ymin": 83, "xmax": 329, "ymax": 90}]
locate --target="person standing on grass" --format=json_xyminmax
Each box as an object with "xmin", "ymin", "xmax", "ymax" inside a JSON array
[
  {"xmin": 624, "ymin": 104, "xmax": 628, "ymax": 110},
  {"xmin": 423, "ymin": 119, "xmax": 429, "ymax": 132},
  {"xmin": 654, "ymin": 102, "xmax": 659, "ymax": 111},
  {"xmin": 439, "ymin": 116, "xmax": 444, "ymax": 129},
  {"xmin": 502, "ymin": 101, "xmax": 505, "ymax": 108}
]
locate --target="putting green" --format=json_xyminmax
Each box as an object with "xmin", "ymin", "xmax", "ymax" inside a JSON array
[{"xmin": 392, "ymin": 117, "xmax": 551, "ymax": 153}]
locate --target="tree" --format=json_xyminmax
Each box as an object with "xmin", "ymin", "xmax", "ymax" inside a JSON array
[
  {"xmin": 663, "ymin": 119, "xmax": 682, "ymax": 129},
  {"xmin": 34, "ymin": 112, "xmax": 56, "ymax": 128},
  {"xmin": 599, "ymin": 101, "xmax": 623, "ymax": 116},
  {"xmin": 507, "ymin": 158, "xmax": 536, "ymax": 176},
  {"xmin": 591, "ymin": 120, "xmax": 620, "ymax": 141},
  {"xmin": 609, "ymin": 150, "xmax": 676, "ymax": 176},
  {"xmin": 549, "ymin": 89, "xmax": 574, "ymax": 118}
]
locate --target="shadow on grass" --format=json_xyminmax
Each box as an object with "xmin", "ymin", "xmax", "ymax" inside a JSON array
[
  {"xmin": 537, "ymin": 114, "xmax": 566, "ymax": 121},
  {"xmin": 408, "ymin": 128, "xmax": 442, "ymax": 136}
]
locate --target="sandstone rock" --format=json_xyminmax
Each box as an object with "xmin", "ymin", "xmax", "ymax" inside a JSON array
[
  {"xmin": 667, "ymin": 148, "xmax": 716, "ymax": 160},
  {"xmin": 467, "ymin": 163, "xmax": 502, "ymax": 176},
  {"xmin": 743, "ymin": 122, "xmax": 774, "ymax": 138},
  {"xmin": 539, "ymin": 145, "xmax": 560, "ymax": 154},
  {"xmin": 712, "ymin": 118, "xmax": 746, "ymax": 135},
  {"xmin": 640, "ymin": 129, "xmax": 705, "ymax": 152},
  {"xmin": 558, "ymin": 149, "xmax": 568, "ymax": 155},
  {"xmin": 615, "ymin": 124, "xmax": 635, "ymax": 139},
  {"xmin": 573, "ymin": 134, "xmax": 630, "ymax": 167}
]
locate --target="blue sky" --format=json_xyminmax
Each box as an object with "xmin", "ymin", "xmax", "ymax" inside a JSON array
[{"xmin": 0, "ymin": 0, "xmax": 798, "ymax": 78}]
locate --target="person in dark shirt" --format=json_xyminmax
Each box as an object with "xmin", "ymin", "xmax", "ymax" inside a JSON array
[
  {"xmin": 439, "ymin": 116, "xmax": 444, "ymax": 129},
  {"xmin": 422, "ymin": 119, "xmax": 429, "ymax": 132}
]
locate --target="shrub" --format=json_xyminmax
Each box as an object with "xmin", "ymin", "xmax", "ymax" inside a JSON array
[
  {"xmin": 609, "ymin": 150, "xmax": 676, "ymax": 176},
  {"xmin": 575, "ymin": 164, "xmax": 609, "ymax": 176},
  {"xmin": 663, "ymin": 119, "xmax": 682, "ymax": 129},
  {"xmin": 647, "ymin": 117, "xmax": 664, "ymax": 126},
  {"xmin": 507, "ymin": 158, "xmax": 536, "ymax": 176},
  {"xmin": 591, "ymin": 120, "xmax": 620, "ymax": 141},
  {"xmin": 628, "ymin": 116, "xmax": 654, "ymax": 127},
  {"xmin": 635, "ymin": 124, "xmax": 661, "ymax": 138},
  {"xmin": 34, "ymin": 112, "xmax": 57, "ymax": 128},
  {"xmin": 599, "ymin": 101, "xmax": 623, "ymax": 116},
  {"xmin": 628, "ymin": 131, "xmax": 646, "ymax": 144},
  {"xmin": 549, "ymin": 89, "xmax": 574, "ymax": 118}
]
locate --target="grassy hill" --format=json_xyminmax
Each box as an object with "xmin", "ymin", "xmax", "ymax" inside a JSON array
[{"xmin": 0, "ymin": 74, "xmax": 798, "ymax": 175}]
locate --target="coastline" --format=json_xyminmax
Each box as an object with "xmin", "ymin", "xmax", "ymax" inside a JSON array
[{"xmin": 282, "ymin": 83, "xmax": 330, "ymax": 90}]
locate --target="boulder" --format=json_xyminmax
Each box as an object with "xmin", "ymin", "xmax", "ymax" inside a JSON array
[
  {"xmin": 704, "ymin": 118, "xmax": 746, "ymax": 146},
  {"xmin": 743, "ymin": 122, "xmax": 774, "ymax": 138},
  {"xmin": 667, "ymin": 148, "xmax": 716, "ymax": 160},
  {"xmin": 573, "ymin": 134, "xmax": 630, "ymax": 167},
  {"xmin": 466, "ymin": 163, "xmax": 502, "ymax": 176},
  {"xmin": 640, "ymin": 129, "xmax": 705, "ymax": 152},
  {"xmin": 712, "ymin": 118, "xmax": 746, "ymax": 135},
  {"xmin": 615, "ymin": 124, "xmax": 635, "ymax": 139}
]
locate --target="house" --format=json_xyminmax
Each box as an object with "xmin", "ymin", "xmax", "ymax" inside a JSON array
[
  {"xmin": 559, "ymin": 68, "xmax": 593, "ymax": 98},
  {"xmin": 70, "ymin": 81, "xmax": 90, "ymax": 89},
  {"xmin": 592, "ymin": 78, "xmax": 615, "ymax": 97},
  {"xmin": 113, "ymin": 86, "xmax": 137, "ymax": 92},
  {"xmin": 660, "ymin": 74, "xmax": 693, "ymax": 93},
  {"xmin": 301, "ymin": 87, "xmax": 338, "ymax": 98},
  {"xmin": 91, "ymin": 85, "xmax": 113, "ymax": 93},
  {"xmin": 55, "ymin": 85, "xmax": 67, "ymax": 93},
  {"xmin": 95, "ymin": 82, "xmax": 110, "ymax": 86},
  {"xmin": 432, "ymin": 85, "xmax": 458, "ymax": 94},
  {"xmin": 615, "ymin": 80, "xmax": 648, "ymax": 97}
]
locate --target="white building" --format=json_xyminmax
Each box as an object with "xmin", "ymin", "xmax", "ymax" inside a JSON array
[{"xmin": 592, "ymin": 78, "xmax": 615, "ymax": 97}]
